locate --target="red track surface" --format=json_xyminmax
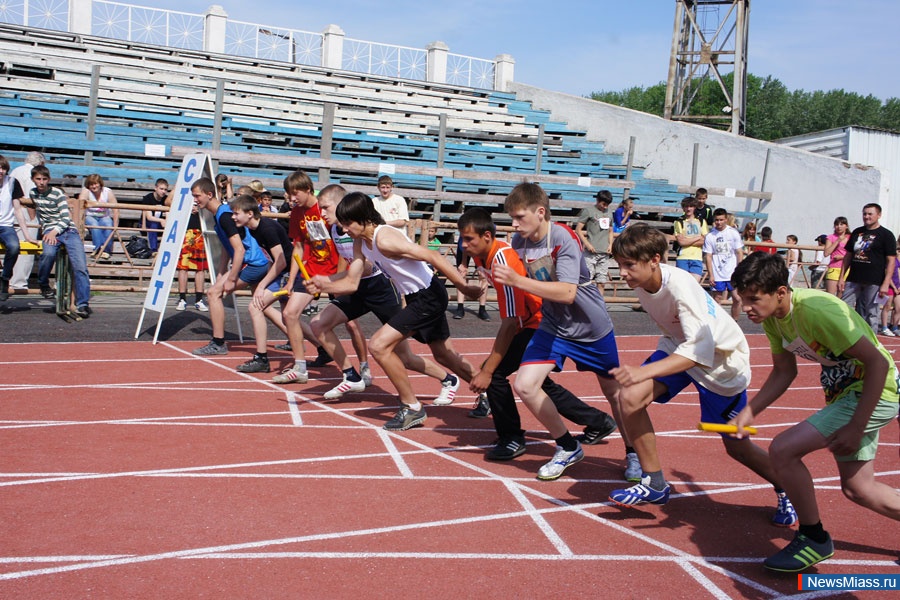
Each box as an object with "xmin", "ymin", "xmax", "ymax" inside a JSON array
[{"xmin": 1, "ymin": 335, "xmax": 898, "ymax": 599}]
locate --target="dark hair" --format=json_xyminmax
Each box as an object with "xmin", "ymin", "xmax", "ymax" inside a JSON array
[
  {"xmin": 815, "ymin": 234, "xmax": 828, "ymax": 245},
  {"xmin": 696, "ymin": 187, "xmax": 708, "ymax": 196},
  {"xmin": 712, "ymin": 207, "xmax": 728, "ymax": 218},
  {"xmin": 504, "ymin": 182, "xmax": 550, "ymax": 214},
  {"xmin": 834, "ymin": 216, "xmax": 848, "ymax": 227},
  {"xmin": 611, "ymin": 223, "xmax": 669, "ymax": 262},
  {"xmin": 458, "ymin": 207, "xmax": 496, "ymax": 237},
  {"xmin": 680, "ymin": 196, "xmax": 698, "ymax": 209},
  {"xmin": 0, "ymin": 155, "xmax": 9, "ymax": 172},
  {"xmin": 31, "ymin": 164, "xmax": 50, "ymax": 179},
  {"xmin": 760, "ymin": 226, "xmax": 773, "ymax": 240},
  {"xmin": 155, "ymin": 178, "xmax": 169, "ymax": 186},
  {"xmin": 595, "ymin": 189, "xmax": 613, "ymax": 204},
  {"xmin": 863, "ymin": 203, "xmax": 882, "ymax": 214},
  {"xmin": 283, "ymin": 170, "xmax": 314, "ymax": 194},
  {"xmin": 377, "ymin": 175, "xmax": 393, "ymax": 186},
  {"xmin": 230, "ymin": 194, "xmax": 261, "ymax": 217},
  {"xmin": 731, "ymin": 251, "xmax": 789, "ymax": 294},
  {"xmin": 191, "ymin": 177, "xmax": 216, "ymax": 195},
  {"xmin": 336, "ymin": 191, "xmax": 384, "ymax": 227}
]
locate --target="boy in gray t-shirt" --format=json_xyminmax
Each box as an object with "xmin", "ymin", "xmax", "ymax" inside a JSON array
[{"xmin": 574, "ymin": 189, "xmax": 613, "ymax": 295}]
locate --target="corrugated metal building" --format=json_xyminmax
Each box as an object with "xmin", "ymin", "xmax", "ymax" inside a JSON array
[{"xmin": 777, "ymin": 126, "xmax": 900, "ymax": 236}]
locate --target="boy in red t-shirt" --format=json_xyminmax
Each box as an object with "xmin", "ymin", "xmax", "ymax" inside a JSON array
[{"xmin": 273, "ymin": 170, "xmax": 340, "ymax": 384}]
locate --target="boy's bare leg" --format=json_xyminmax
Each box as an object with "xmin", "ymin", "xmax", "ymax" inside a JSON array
[
  {"xmin": 513, "ymin": 362, "xmax": 569, "ymax": 438},
  {"xmin": 311, "ymin": 304, "xmax": 352, "ymax": 370},
  {"xmin": 429, "ymin": 337, "xmax": 476, "ymax": 384},
  {"xmin": 345, "ymin": 319, "xmax": 368, "ymax": 366},
  {"xmin": 282, "ymin": 291, "xmax": 314, "ymax": 361},
  {"xmin": 396, "ymin": 340, "xmax": 448, "ymax": 380},
  {"xmin": 369, "ymin": 325, "xmax": 417, "ymax": 405},
  {"xmin": 617, "ymin": 378, "xmax": 662, "ymax": 472},
  {"xmin": 206, "ymin": 279, "xmax": 227, "ymax": 338},
  {"xmin": 838, "ymin": 459, "xmax": 900, "ymax": 519}
]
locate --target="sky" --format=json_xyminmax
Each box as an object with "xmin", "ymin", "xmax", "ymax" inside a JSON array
[{"xmin": 128, "ymin": 0, "xmax": 900, "ymax": 100}]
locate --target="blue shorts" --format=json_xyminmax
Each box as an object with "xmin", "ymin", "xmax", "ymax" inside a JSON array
[
  {"xmin": 645, "ymin": 350, "xmax": 746, "ymax": 426},
  {"xmin": 263, "ymin": 271, "xmax": 289, "ymax": 294},
  {"xmin": 711, "ymin": 280, "xmax": 734, "ymax": 293},
  {"xmin": 239, "ymin": 262, "xmax": 271, "ymax": 285},
  {"xmin": 675, "ymin": 259, "xmax": 703, "ymax": 276},
  {"xmin": 521, "ymin": 328, "xmax": 619, "ymax": 376}
]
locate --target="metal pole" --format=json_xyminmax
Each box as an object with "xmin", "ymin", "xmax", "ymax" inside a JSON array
[
  {"xmin": 623, "ymin": 136, "xmax": 635, "ymax": 200},
  {"xmin": 85, "ymin": 64, "xmax": 100, "ymax": 165},
  {"xmin": 691, "ymin": 143, "xmax": 700, "ymax": 187},
  {"xmin": 318, "ymin": 102, "xmax": 335, "ymax": 185},
  {"xmin": 434, "ymin": 113, "xmax": 447, "ymax": 222},
  {"xmin": 212, "ymin": 79, "xmax": 224, "ymax": 151},
  {"xmin": 534, "ymin": 123, "xmax": 544, "ymax": 174}
]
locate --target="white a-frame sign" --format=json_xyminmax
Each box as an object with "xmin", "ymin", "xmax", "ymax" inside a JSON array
[{"xmin": 135, "ymin": 153, "xmax": 242, "ymax": 343}]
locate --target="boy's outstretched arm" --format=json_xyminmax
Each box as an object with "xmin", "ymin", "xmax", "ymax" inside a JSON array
[
  {"xmin": 491, "ymin": 263, "xmax": 577, "ymax": 304},
  {"xmin": 731, "ymin": 351, "xmax": 797, "ymax": 438},
  {"xmin": 610, "ymin": 353, "xmax": 696, "ymax": 387}
]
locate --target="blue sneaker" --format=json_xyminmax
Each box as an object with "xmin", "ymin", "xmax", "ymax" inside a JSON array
[
  {"xmin": 536, "ymin": 442, "xmax": 584, "ymax": 481},
  {"xmin": 609, "ymin": 476, "xmax": 671, "ymax": 506},
  {"xmin": 772, "ymin": 492, "xmax": 798, "ymax": 527}
]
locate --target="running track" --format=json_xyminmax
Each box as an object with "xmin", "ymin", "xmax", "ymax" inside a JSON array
[{"xmin": 1, "ymin": 334, "xmax": 898, "ymax": 598}]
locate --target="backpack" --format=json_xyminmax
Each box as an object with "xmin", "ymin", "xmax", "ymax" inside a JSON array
[{"xmin": 125, "ymin": 235, "xmax": 153, "ymax": 259}]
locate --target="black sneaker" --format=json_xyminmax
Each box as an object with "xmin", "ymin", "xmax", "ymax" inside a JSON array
[
  {"xmin": 309, "ymin": 346, "xmax": 333, "ymax": 367},
  {"xmin": 237, "ymin": 355, "xmax": 270, "ymax": 373},
  {"xmin": 0, "ymin": 277, "xmax": 9, "ymax": 301},
  {"xmin": 274, "ymin": 342, "xmax": 292, "ymax": 351},
  {"xmin": 302, "ymin": 301, "xmax": 319, "ymax": 316},
  {"xmin": 575, "ymin": 414, "xmax": 617, "ymax": 445},
  {"xmin": 764, "ymin": 532, "xmax": 834, "ymax": 572},
  {"xmin": 41, "ymin": 286, "xmax": 56, "ymax": 299},
  {"xmin": 74, "ymin": 304, "xmax": 92, "ymax": 318},
  {"xmin": 487, "ymin": 437, "xmax": 526, "ymax": 460},
  {"xmin": 383, "ymin": 404, "xmax": 427, "ymax": 431},
  {"xmin": 467, "ymin": 392, "xmax": 491, "ymax": 418},
  {"xmin": 452, "ymin": 305, "xmax": 465, "ymax": 319},
  {"xmin": 477, "ymin": 307, "xmax": 491, "ymax": 321}
]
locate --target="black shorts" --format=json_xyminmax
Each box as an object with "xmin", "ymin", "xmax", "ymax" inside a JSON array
[
  {"xmin": 387, "ymin": 274, "xmax": 450, "ymax": 344},
  {"xmin": 332, "ymin": 273, "xmax": 401, "ymax": 324}
]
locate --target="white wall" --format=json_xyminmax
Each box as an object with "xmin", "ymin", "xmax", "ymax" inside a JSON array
[{"xmin": 509, "ymin": 83, "xmax": 884, "ymax": 244}]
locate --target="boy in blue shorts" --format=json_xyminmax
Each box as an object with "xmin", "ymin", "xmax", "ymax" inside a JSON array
[
  {"xmin": 191, "ymin": 178, "xmax": 271, "ymax": 356},
  {"xmin": 731, "ymin": 251, "xmax": 899, "ymax": 572},
  {"xmin": 703, "ymin": 207, "xmax": 743, "ymax": 319},
  {"xmin": 492, "ymin": 182, "xmax": 632, "ymax": 481},
  {"xmin": 607, "ymin": 225, "xmax": 797, "ymax": 530}
]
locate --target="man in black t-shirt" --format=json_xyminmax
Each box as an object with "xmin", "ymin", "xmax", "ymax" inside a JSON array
[
  {"xmin": 839, "ymin": 203, "xmax": 897, "ymax": 331},
  {"xmin": 141, "ymin": 178, "xmax": 169, "ymax": 252}
]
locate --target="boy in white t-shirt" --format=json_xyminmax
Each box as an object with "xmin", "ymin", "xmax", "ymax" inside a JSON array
[
  {"xmin": 373, "ymin": 175, "xmax": 409, "ymax": 231},
  {"xmin": 703, "ymin": 207, "xmax": 744, "ymax": 318},
  {"xmin": 606, "ymin": 224, "xmax": 797, "ymax": 528}
]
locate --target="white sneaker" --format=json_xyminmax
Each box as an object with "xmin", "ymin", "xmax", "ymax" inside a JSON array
[
  {"xmin": 624, "ymin": 452, "xmax": 642, "ymax": 482},
  {"xmin": 195, "ymin": 299, "xmax": 209, "ymax": 312},
  {"xmin": 360, "ymin": 364, "xmax": 373, "ymax": 387},
  {"xmin": 323, "ymin": 377, "xmax": 366, "ymax": 400},
  {"xmin": 536, "ymin": 442, "xmax": 584, "ymax": 481},
  {"xmin": 879, "ymin": 326, "xmax": 895, "ymax": 337},
  {"xmin": 176, "ymin": 299, "xmax": 187, "ymax": 311},
  {"xmin": 272, "ymin": 366, "xmax": 309, "ymax": 384},
  {"xmin": 432, "ymin": 374, "xmax": 460, "ymax": 405}
]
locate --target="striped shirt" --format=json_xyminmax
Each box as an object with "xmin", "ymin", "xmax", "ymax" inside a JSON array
[{"xmin": 30, "ymin": 186, "xmax": 74, "ymax": 235}]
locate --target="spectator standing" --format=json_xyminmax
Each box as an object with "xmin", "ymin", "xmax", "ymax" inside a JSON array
[
  {"xmin": 703, "ymin": 207, "xmax": 744, "ymax": 319},
  {"xmin": 0, "ymin": 155, "xmax": 30, "ymax": 301},
  {"xmin": 9, "ymin": 151, "xmax": 43, "ymax": 291},
  {"xmin": 694, "ymin": 187, "xmax": 714, "ymax": 227},
  {"xmin": 372, "ymin": 175, "xmax": 409, "ymax": 231},
  {"xmin": 672, "ymin": 196, "xmax": 708, "ymax": 283},
  {"xmin": 574, "ymin": 189, "xmax": 614, "ymax": 295},
  {"xmin": 809, "ymin": 234, "xmax": 829, "ymax": 290},
  {"xmin": 823, "ymin": 216, "xmax": 850, "ymax": 296},
  {"xmin": 838, "ymin": 203, "xmax": 896, "ymax": 331}
]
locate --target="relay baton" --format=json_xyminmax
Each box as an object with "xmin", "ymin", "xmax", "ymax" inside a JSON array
[
  {"xmin": 272, "ymin": 289, "xmax": 290, "ymax": 298},
  {"xmin": 293, "ymin": 254, "xmax": 311, "ymax": 281},
  {"xmin": 697, "ymin": 422, "xmax": 757, "ymax": 435}
]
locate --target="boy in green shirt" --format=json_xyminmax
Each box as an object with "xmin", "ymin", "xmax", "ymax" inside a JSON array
[{"xmin": 731, "ymin": 252, "xmax": 900, "ymax": 573}]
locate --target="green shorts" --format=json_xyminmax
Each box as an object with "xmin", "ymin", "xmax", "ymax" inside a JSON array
[{"xmin": 806, "ymin": 392, "xmax": 899, "ymax": 462}]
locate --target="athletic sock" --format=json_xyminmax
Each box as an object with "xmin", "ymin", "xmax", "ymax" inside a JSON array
[
  {"xmin": 255, "ymin": 352, "xmax": 268, "ymax": 360},
  {"xmin": 555, "ymin": 432, "xmax": 577, "ymax": 452},
  {"xmin": 625, "ymin": 445, "xmax": 636, "ymax": 456},
  {"xmin": 407, "ymin": 401, "xmax": 422, "ymax": 411},
  {"xmin": 441, "ymin": 373, "xmax": 458, "ymax": 387},
  {"xmin": 179, "ymin": 293, "xmax": 187, "ymax": 301},
  {"xmin": 195, "ymin": 293, "xmax": 203, "ymax": 303},
  {"xmin": 457, "ymin": 303, "xmax": 464, "ymax": 311},
  {"xmin": 213, "ymin": 337, "xmax": 225, "ymax": 347},
  {"xmin": 343, "ymin": 367, "xmax": 362, "ymax": 382},
  {"xmin": 645, "ymin": 470, "xmax": 667, "ymax": 491},
  {"xmin": 293, "ymin": 359, "xmax": 307, "ymax": 371},
  {"xmin": 799, "ymin": 522, "xmax": 829, "ymax": 544}
]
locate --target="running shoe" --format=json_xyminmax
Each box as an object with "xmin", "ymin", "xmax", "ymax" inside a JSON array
[
  {"xmin": 468, "ymin": 392, "xmax": 491, "ymax": 418},
  {"xmin": 195, "ymin": 299, "xmax": 209, "ymax": 312},
  {"xmin": 176, "ymin": 298, "xmax": 187, "ymax": 311},
  {"xmin": 383, "ymin": 404, "xmax": 426, "ymax": 431},
  {"xmin": 772, "ymin": 492, "xmax": 798, "ymax": 527},
  {"xmin": 432, "ymin": 374, "xmax": 460, "ymax": 406},
  {"xmin": 608, "ymin": 475, "xmax": 671, "ymax": 506},
  {"xmin": 624, "ymin": 452, "xmax": 642, "ymax": 482},
  {"xmin": 764, "ymin": 532, "xmax": 834, "ymax": 573},
  {"xmin": 323, "ymin": 376, "xmax": 366, "ymax": 400},
  {"xmin": 272, "ymin": 365, "xmax": 309, "ymax": 384},
  {"xmin": 360, "ymin": 364, "xmax": 373, "ymax": 387},
  {"xmin": 192, "ymin": 341, "xmax": 228, "ymax": 356},
  {"xmin": 274, "ymin": 342, "xmax": 292, "ymax": 351},
  {"xmin": 237, "ymin": 355, "xmax": 270, "ymax": 373},
  {"xmin": 477, "ymin": 306, "xmax": 491, "ymax": 321},
  {"xmin": 536, "ymin": 442, "xmax": 584, "ymax": 481},
  {"xmin": 575, "ymin": 415, "xmax": 617, "ymax": 445},
  {"xmin": 487, "ymin": 436, "xmax": 526, "ymax": 461}
]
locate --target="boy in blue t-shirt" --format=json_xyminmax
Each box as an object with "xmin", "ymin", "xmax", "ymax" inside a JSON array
[
  {"xmin": 190, "ymin": 178, "xmax": 271, "ymax": 356},
  {"xmin": 731, "ymin": 252, "xmax": 900, "ymax": 573}
]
